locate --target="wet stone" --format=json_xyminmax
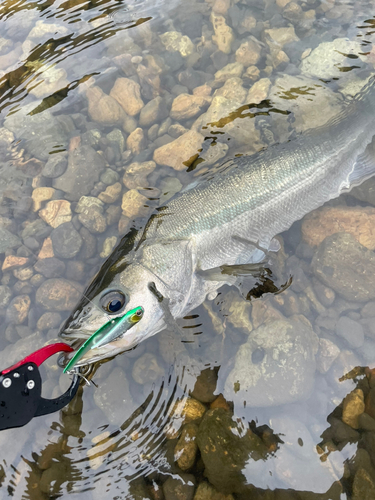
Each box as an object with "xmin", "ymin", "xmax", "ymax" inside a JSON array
[
  {"xmin": 160, "ymin": 31, "xmax": 195, "ymax": 57},
  {"xmin": 6, "ymin": 294, "xmax": 31, "ymax": 324},
  {"xmin": 39, "ymin": 199, "xmax": 72, "ymax": 228},
  {"xmin": 312, "ymin": 233, "xmax": 375, "ymax": 302},
  {"xmin": 110, "ymin": 77, "xmax": 144, "ymax": 116},
  {"xmin": 153, "ymin": 130, "xmax": 204, "ymax": 171},
  {"xmin": 121, "ymin": 189, "xmax": 149, "ymax": 218},
  {"xmin": 31, "ymin": 187, "xmax": 55, "ymax": 212},
  {"xmin": 316, "ymin": 338, "xmax": 340, "ymax": 374},
  {"xmin": 0, "ymin": 285, "xmax": 12, "ymax": 307},
  {"xmin": 132, "ymin": 352, "xmax": 164, "ymax": 384},
  {"xmin": 0, "ymin": 227, "xmax": 20, "ymax": 253},
  {"xmin": 78, "ymin": 209, "xmax": 107, "ymax": 233},
  {"xmin": 100, "ymin": 236, "xmax": 117, "ymax": 258},
  {"xmin": 174, "ymin": 423, "xmax": 199, "ymax": 471},
  {"xmin": 2, "ymin": 255, "xmax": 28, "ymax": 271},
  {"xmin": 197, "ymin": 408, "xmax": 269, "ymax": 494},
  {"xmin": 170, "ymin": 94, "xmax": 210, "ymax": 121},
  {"xmin": 98, "ymin": 182, "xmax": 122, "ymax": 204},
  {"xmin": 190, "ymin": 368, "xmax": 218, "ymax": 404},
  {"xmin": 51, "ymin": 222, "xmax": 82, "ymax": 259},
  {"xmin": 42, "ymin": 152, "xmax": 68, "ymax": 178},
  {"xmin": 13, "ymin": 266, "xmax": 33, "ymax": 281},
  {"xmin": 342, "ymin": 388, "xmax": 365, "ymax": 429},
  {"xmin": 37, "ymin": 312, "xmax": 62, "ymax": 331},
  {"xmin": 336, "ymin": 316, "xmax": 364, "ymax": 349},
  {"xmin": 162, "ymin": 473, "xmax": 196, "ymax": 500},
  {"xmin": 80, "ymin": 227, "xmax": 97, "ymax": 259},
  {"xmin": 193, "ymin": 482, "xmax": 234, "ymax": 500},
  {"xmin": 139, "ymin": 96, "xmax": 169, "ymax": 127},
  {"xmin": 86, "ymin": 86, "xmax": 125, "ymax": 126},
  {"xmin": 123, "ymin": 161, "xmax": 156, "ymax": 189},
  {"xmin": 36, "ymin": 278, "xmax": 82, "ymax": 311},
  {"xmin": 352, "ymin": 468, "xmax": 375, "ymax": 500},
  {"xmin": 53, "ymin": 145, "xmax": 106, "ymax": 201},
  {"xmin": 224, "ymin": 317, "xmax": 318, "ymax": 407}
]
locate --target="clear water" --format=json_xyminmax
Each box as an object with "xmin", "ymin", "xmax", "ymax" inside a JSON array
[{"xmin": 0, "ymin": 0, "xmax": 375, "ymax": 498}]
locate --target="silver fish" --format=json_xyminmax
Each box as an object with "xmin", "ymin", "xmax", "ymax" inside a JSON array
[{"xmin": 60, "ymin": 78, "xmax": 375, "ymax": 365}]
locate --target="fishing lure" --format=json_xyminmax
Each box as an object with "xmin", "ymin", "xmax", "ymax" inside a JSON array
[{"xmin": 64, "ymin": 306, "xmax": 144, "ymax": 373}]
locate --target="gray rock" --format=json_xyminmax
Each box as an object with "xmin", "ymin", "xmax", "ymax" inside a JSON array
[
  {"xmin": 336, "ymin": 316, "xmax": 364, "ymax": 348},
  {"xmin": 6, "ymin": 295, "xmax": 30, "ymax": 324},
  {"xmin": 312, "ymin": 233, "xmax": 375, "ymax": 302},
  {"xmin": 53, "ymin": 145, "xmax": 106, "ymax": 201},
  {"xmin": 139, "ymin": 96, "xmax": 169, "ymax": 127},
  {"xmin": 42, "ymin": 152, "xmax": 68, "ymax": 178},
  {"xmin": 0, "ymin": 285, "xmax": 12, "ymax": 307},
  {"xmin": 106, "ymin": 128, "xmax": 125, "ymax": 153},
  {"xmin": 196, "ymin": 408, "xmax": 269, "ymax": 494},
  {"xmin": 93, "ymin": 367, "xmax": 138, "ymax": 424},
  {"xmin": 0, "ymin": 227, "xmax": 20, "ymax": 253},
  {"xmin": 34, "ymin": 257, "xmax": 66, "ymax": 278},
  {"xmin": 132, "ymin": 353, "xmax": 164, "ymax": 384},
  {"xmin": 100, "ymin": 168, "xmax": 119, "ymax": 185},
  {"xmin": 37, "ymin": 312, "xmax": 62, "ymax": 331},
  {"xmin": 4, "ymin": 106, "xmax": 74, "ymax": 160},
  {"xmin": 21, "ymin": 219, "xmax": 49, "ymax": 239},
  {"xmin": 51, "ymin": 222, "xmax": 82, "ymax": 259},
  {"xmin": 162, "ymin": 473, "xmax": 196, "ymax": 500},
  {"xmin": 300, "ymin": 38, "xmax": 366, "ymax": 79},
  {"xmin": 35, "ymin": 278, "xmax": 82, "ymax": 311},
  {"xmin": 224, "ymin": 317, "xmax": 318, "ymax": 407},
  {"xmin": 351, "ymin": 177, "xmax": 375, "ymax": 206}
]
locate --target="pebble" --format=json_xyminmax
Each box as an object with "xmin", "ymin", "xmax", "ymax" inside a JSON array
[
  {"xmin": 235, "ymin": 39, "xmax": 262, "ymax": 66},
  {"xmin": 160, "ymin": 31, "xmax": 195, "ymax": 57},
  {"xmin": 153, "ymin": 130, "xmax": 204, "ymax": 170},
  {"xmin": 174, "ymin": 423, "xmax": 199, "ymax": 471},
  {"xmin": 132, "ymin": 352, "xmax": 164, "ymax": 384},
  {"xmin": 121, "ymin": 189, "xmax": 149, "ymax": 218},
  {"xmin": 53, "ymin": 145, "xmax": 106, "ymax": 201},
  {"xmin": 2, "ymin": 255, "xmax": 28, "ymax": 271},
  {"xmin": 6, "ymin": 294, "xmax": 31, "ymax": 324},
  {"xmin": 0, "ymin": 285, "xmax": 12, "ymax": 307},
  {"xmin": 35, "ymin": 278, "xmax": 82, "ymax": 311},
  {"xmin": 302, "ymin": 206, "xmax": 375, "ymax": 250},
  {"xmin": 100, "ymin": 168, "xmax": 119, "ymax": 185},
  {"xmin": 312, "ymin": 233, "xmax": 375, "ymax": 302},
  {"xmin": 139, "ymin": 96, "xmax": 169, "ymax": 127},
  {"xmin": 342, "ymin": 388, "xmax": 365, "ymax": 429},
  {"xmin": 190, "ymin": 368, "xmax": 217, "ymax": 403},
  {"xmin": 336, "ymin": 316, "xmax": 364, "ymax": 348},
  {"xmin": 214, "ymin": 62, "xmax": 244, "ymax": 83},
  {"xmin": 221, "ymin": 290, "xmax": 252, "ymax": 333},
  {"xmin": 170, "ymin": 94, "xmax": 210, "ymax": 121},
  {"xmin": 13, "ymin": 266, "xmax": 33, "ymax": 281},
  {"xmin": 98, "ymin": 182, "xmax": 122, "ymax": 204},
  {"xmin": 37, "ymin": 312, "xmax": 62, "ymax": 331},
  {"xmin": 110, "ymin": 77, "xmax": 144, "ymax": 116},
  {"xmin": 42, "ymin": 152, "xmax": 68, "ymax": 178},
  {"xmin": 162, "ymin": 473, "xmax": 196, "ymax": 500},
  {"xmin": 316, "ymin": 338, "xmax": 340, "ymax": 374},
  {"xmin": 123, "ymin": 161, "xmax": 156, "ymax": 189},
  {"xmin": 193, "ymin": 482, "xmax": 234, "ymax": 500},
  {"xmin": 211, "ymin": 13, "xmax": 234, "ymax": 54},
  {"xmin": 0, "ymin": 227, "xmax": 20, "ymax": 253},
  {"xmin": 39, "ymin": 199, "xmax": 72, "ymax": 228},
  {"xmin": 38, "ymin": 237, "xmax": 54, "ymax": 258},
  {"xmin": 126, "ymin": 127, "xmax": 147, "ymax": 155},
  {"xmin": 31, "ymin": 187, "xmax": 55, "ymax": 211},
  {"xmin": 34, "ymin": 257, "xmax": 65, "ymax": 278},
  {"xmin": 100, "ymin": 236, "xmax": 117, "ymax": 258},
  {"xmin": 51, "ymin": 222, "xmax": 82, "ymax": 258},
  {"xmin": 86, "ymin": 86, "xmax": 125, "ymax": 125},
  {"xmin": 78, "ymin": 209, "xmax": 107, "ymax": 233},
  {"xmin": 352, "ymin": 467, "xmax": 375, "ymax": 500},
  {"xmin": 214, "ymin": 77, "xmax": 247, "ymax": 103},
  {"xmin": 66, "ymin": 261, "xmax": 85, "ymax": 282}
]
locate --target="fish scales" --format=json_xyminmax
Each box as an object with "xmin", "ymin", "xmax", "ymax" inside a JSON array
[{"xmin": 61, "ymin": 78, "xmax": 375, "ymax": 366}]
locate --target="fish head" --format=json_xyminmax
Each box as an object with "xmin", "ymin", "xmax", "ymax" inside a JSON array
[{"xmin": 60, "ymin": 262, "xmax": 168, "ymax": 366}]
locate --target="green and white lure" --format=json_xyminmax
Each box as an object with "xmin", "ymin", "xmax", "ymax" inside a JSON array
[{"xmin": 64, "ymin": 306, "xmax": 144, "ymax": 373}]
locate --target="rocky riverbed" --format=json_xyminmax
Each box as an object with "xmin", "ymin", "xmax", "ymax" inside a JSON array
[{"xmin": 1, "ymin": 0, "xmax": 375, "ymax": 497}]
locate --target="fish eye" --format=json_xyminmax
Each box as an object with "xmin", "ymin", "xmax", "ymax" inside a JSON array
[{"xmin": 100, "ymin": 290, "xmax": 126, "ymax": 314}]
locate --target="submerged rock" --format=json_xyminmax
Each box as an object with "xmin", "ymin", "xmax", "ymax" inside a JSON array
[
  {"xmin": 53, "ymin": 145, "xmax": 106, "ymax": 201},
  {"xmin": 153, "ymin": 130, "xmax": 204, "ymax": 170},
  {"xmin": 36, "ymin": 278, "xmax": 82, "ymax": 311},
  {"xmin": 312, "ymin": 232, "xmax": 375, "ymax": 302},
  {"xmin": 302, "ymin": 206, "xmax": 375, "ymax": 250},
  {"xmin": 197, "ymin": 408, "xmax": 269, "ymax": 493},
  {"xmin": 224, "ymin": 317, "xmax": 318, "ymax": 407}
]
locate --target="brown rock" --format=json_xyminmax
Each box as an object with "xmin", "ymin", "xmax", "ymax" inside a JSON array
[
  {"xmin": 211, "ymin": 13, "xmax": 234, "ymax": 54},
  {"xmin": 153, "ymin": 130, "xmax": 204, "ymax": 171},
  {"xmin": 352, "ymin": 468, "xmax": 375, "ymax": 500},
  {"xmin": 210, "ymin": 394, "xmax": 231, "ymax": 411},
  {"xmin": 193, "ymin": 482, "xmax": 234, "ymax": 500},
  {"xmin": 302, "ymin": 206, "xmax": 375, "ymax": 250},
  {"xmin": 78, "ymin": 210, "xmax": 107, "ymax": 233},
  {"xmin": 2, "ymin": 255, "xmax": 28, "ymax": 271},
  {"xmin": 251, "ymin": 299, "xmax": 284, "ymax": 329},
  {"xmin": 247, "ymin": 78, "xmax": 271, "ymax": 104},
  {"xmin": 171, "ymin": 397, "xmax": 206, "ymax": 424},
  {"xmin": 6, "ymin": 295, "xmax": 31, "ymax": 324},
  {"xmin": 123, "ymin": 161, "xmax": 156, "ymax": 189},
  {"xmin": 38, "ymin": 237, "xmax": 54, "ymax": 259},
  {"xmin": 174, "ymin": 423, "xmax": 199, "ymax": 471},
  {"xmin": 35, "ymin": 278, "xmax": 82, "ymax": 311},
  {"xmin": 121, "ymin": 189, "xmax": 149, "ymax": 218},
  {"xmin": 193, "ymin": 84, "xmax": 212, "ymax": 97},
  {"xmin": 110, "ymin": 78, "xmax": 144, "ymax": 116},
  {"xmin": 170, "ymin": 94, "xmax": 210, "ymax": 121},
  {"xmin": 98, "ymin": 182, "xmax": 122, "ymax": 204},
  {"xmin": 13, "ymin": 267, "xmax": 33, "ymax": 281},
  {"xmin": 32, "ymin": 187, "xmax": 55, "ymax": 211},
  {"xmin": 190, "ymin": 368, "xmax": 218, "ymax": 403},
  {"xmin": 37, "ymin": 312, "xmax": 62, "ymax": 331},
  {"xmin": 235, "ymin": 39, "xmax": 262, "ymax": 66},
  {"xmin": 212, "ymin": 0, "xmax": 230, "ymax": 14},
  {"xmin": 118, "ymin": 215, "xmax": 131, "ymax": 233},
  {"xmin": 86, "ymin": 86, "xmax": 125, "ymax": 125},
  {"xmin": 214, "ymin": 77, "xmax": 247, "ymax": 103},
  {"xmin": 126, "ymin": 127, "xmax": 147, "ymax": 155},
  {"xmin": 39, "ymin": 200, "xmax": 72, "ymax": 228},
  {"xmin": 342, "ymin": 388, "xmax": 365, "ymax": 429}
]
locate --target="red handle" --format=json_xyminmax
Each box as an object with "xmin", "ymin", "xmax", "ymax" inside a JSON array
[{"xmin": 1, "ymin": 343, "xmax": 73, "ymax": 375}]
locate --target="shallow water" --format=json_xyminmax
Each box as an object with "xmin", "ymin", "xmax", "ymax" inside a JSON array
[{"xmin": 1, "ymin": 0, "xmax": 375, "ymax": 498}]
